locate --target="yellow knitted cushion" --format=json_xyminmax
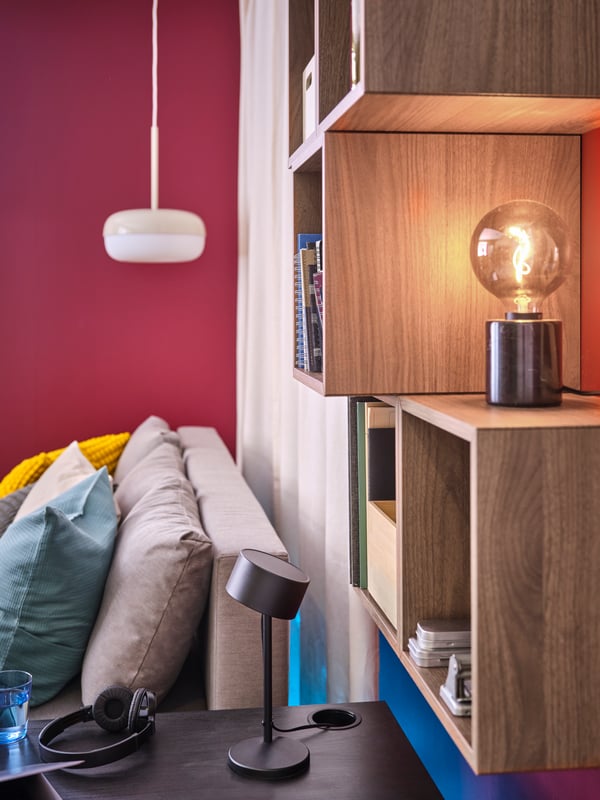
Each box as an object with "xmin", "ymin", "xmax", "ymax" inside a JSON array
[
  {"xmin": 49, "ymin": 433, "xmax": 131, "ymax": 476},
  {"xmin": 0, "ymin": 432, "xmax": 130, "ymax": 498},
  {"xmin": 0, "ymin": 453, "xmax": 52, "ymax": 497}
]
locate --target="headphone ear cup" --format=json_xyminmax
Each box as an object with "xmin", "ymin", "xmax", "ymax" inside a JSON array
[
  {"xmin": 93, "ymin": 686, "xmax": 134, "ymax": 733},
  {"xmin": 127, "ymin": 688, "xmax": 146, "ymax": 734},
  {"xmin": 128, "ymin": 688, "xmax": 156, "ymax": 733}
]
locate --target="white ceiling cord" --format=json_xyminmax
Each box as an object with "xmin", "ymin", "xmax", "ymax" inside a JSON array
[
  {"xmin": 151, "ymin": 0, "xmax": 158, "ymax": 210},
  {"xmin": 103, "ymin": 0, "xmax": 206, "ymax": 263}
]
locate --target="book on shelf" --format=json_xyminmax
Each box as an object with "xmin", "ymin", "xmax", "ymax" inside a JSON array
[
  {"xmin": 297, "ymin": 233, "xmax": 321, "ymax": 251},
  {"xmin": 313, "ymin": 270, "xmax": 323, "ymax": 328},
  {"xmin": 348, "ymin": 397, "xmax": 378, "ymax": 588},
  {"xmin": 295, "ymin": 234, "xmax": 323, "ymax": 373},
  {"xmin": 364, "ymin": 402, "xmax": 397, "ymax": 625},
  {"xmin": 315, "ymin": 238, "xmax": 322, "ymax": 271},
  {"xmin": 356, "ymin": 401, "xmax": 368, "ymax": 588},
  {"xmin": 312, "ymin": 238, "xmax": 324, "ymax": 327},
  {"xmin": 299, "ymin": 245, "xmax": 320, "ymax": 372},
  {"xmin": 294, "ymin": 251, "xmax": 306, "ymax": 369},
  {"xmin": 348, "ymin": 398, "xmax": 395, "ymax": 590}
]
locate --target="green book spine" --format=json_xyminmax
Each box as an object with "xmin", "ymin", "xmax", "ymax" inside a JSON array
[{"xmin": 356, "ymin": 401, "xmax": 368, "ymax": 589}]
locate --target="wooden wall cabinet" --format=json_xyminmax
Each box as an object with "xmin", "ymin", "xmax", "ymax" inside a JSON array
[
  {"xmin": 289, "ymin": 0, "xmax": 600, "ymax": 396},
  {"xmin": 293, "ymin": 131, "xmax": 581, "ymax": 395},
  {"xmin": 290, "ymin": 0, "xmax": 600, "ymax": 158},
  {"xmin": 357, "ymin": 393, "xmax": 600, "ymax": 774}
]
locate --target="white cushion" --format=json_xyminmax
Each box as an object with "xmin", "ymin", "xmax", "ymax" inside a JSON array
[{"xmin": 14, "ymin": 441, "xmax": 95, "ymax": 522}]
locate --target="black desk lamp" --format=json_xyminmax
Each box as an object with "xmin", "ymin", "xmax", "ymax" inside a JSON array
[{"xmin": 226, "ymin": 549, "xmax": 310, "ymax": 779}]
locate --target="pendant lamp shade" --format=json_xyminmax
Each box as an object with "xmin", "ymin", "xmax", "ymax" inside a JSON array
[
  {"xmin": 103, "ymin": 209, "xmax": 206, "ymax": 263},
  {"xmin": 103, "ymin": 0, "xmax": 206, "ymax": 263}
]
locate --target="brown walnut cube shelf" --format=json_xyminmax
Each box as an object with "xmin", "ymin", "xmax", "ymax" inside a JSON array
[{"xmin": 357, "ymin": 393, "xmax": 600, "ymax": 774}]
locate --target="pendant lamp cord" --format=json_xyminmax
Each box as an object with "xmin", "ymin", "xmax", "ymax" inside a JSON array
[
  {"xmin": 152, "ymin": 0, "xmax": 158, "ymax": 129},
  {"xmin": 150, "ymin": 0, "xmax": 159, "ymax": 210}
]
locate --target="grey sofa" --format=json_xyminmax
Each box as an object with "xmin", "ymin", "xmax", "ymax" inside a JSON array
[{"xmin": 30, "ymin": 422, "xmax": 289, "ymax": 719}]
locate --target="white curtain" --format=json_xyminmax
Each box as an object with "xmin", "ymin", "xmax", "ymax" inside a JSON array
[{"xmin": 237, "ymin": 0, "xmax": 377, "ymax": 704}]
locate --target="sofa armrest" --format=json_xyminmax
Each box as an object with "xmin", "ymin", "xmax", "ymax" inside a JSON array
[{"xmin": 179, "ymin": 427, "xmax": 289, "ymax": 710}]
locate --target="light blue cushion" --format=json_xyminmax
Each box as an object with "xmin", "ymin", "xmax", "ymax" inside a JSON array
[{"xmin": 0, "ymin": 468, "xmax": 117, "ymax": 706}]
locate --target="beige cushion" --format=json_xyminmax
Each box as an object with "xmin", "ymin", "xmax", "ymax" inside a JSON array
[
  {"xmin": 15, "ymin": 441, "xmax": 94, "ymax": 522},
  {"xmin": 114, "ymin": 416, "xmax": 180, "ymax": 486},
  {"xmin": 81, "ymin": 475, "xmax": 213, "ymax": 705},
  {"xmin": 114, "ymin": 442, "xmax": 185, "ymax": 519}
]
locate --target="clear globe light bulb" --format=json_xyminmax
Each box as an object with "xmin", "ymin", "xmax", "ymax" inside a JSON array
[{"xmin": 470, "ymin": 200, "xmax": 572, "ymax": 317}]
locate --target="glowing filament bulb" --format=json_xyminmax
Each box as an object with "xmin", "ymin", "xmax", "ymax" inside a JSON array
[
  {"xmin": 507, "ymin": 225, "xmax": 532, "ymax": 312},
  {"xmin": 507, "ymin": 226, "xmax": 531, "ymax": 282},
  {"xmin": 470, "ymin": 200, "xmax": 571, "ymax": 318}
]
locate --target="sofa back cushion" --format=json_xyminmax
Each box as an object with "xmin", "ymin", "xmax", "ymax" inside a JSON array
[
  {"xmin": 113, "ymin": 441, "xmax": 185, "ymax": 518},
  {"xmin": 113, "ymin": 415, "xmax": 180, "ymax": 486},
  {"xmin": 81, "ymin": 472, "xmax": 213, "ymax": 705}
]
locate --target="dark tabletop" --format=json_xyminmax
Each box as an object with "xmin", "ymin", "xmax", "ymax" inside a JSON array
[{"xmin": 22, "ymin": 701, "xmax": 442, "ymax": 799}]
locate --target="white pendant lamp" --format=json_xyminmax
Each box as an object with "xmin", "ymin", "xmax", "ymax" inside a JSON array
[{"xmin": 103, "ymin": 0, "xmax": 206, "ymax": 263}]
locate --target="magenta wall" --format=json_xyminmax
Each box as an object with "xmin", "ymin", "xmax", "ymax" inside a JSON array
[
  {"xmin": 0, "ymin": 0, "xmax": 239, "ymax": 476},
  {"xmin": 582, "ymin": 127, "xmax": 600, "ymax": 391}
]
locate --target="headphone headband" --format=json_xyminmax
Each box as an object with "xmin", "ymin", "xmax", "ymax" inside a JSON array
[{"xmin": 39, "ymin": 687, "xmax": 156, "ymax": 769}]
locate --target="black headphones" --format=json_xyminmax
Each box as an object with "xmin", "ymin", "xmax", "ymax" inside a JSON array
[{"xmin": 39, "ymin": 686, "xmax": 156, "ymax": 769}]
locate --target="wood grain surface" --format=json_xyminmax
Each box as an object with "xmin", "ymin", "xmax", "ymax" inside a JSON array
[
  {"xmin": 474, "ymin": 425, "xmax": 600, "ymax": 772},
  {"xmin": 289, "ymin": 0, "xmax": 314, "ymax": 155},
  {"xmin": 317, "ymin": 0, "xmax": 352, "ymax": 124},
  {"xmin": 322, "ymin": 132, "xmax": 580, "ymax": 395},
  {"xmin": 400, "ymin": 413, "xmax": 471, "ymax": 646},
  {"xmin": 364, "ymin": 0, "xmax": 600, "ymax": 98},
  {"xmin": 331, "ymin": 93, "xmax": 600, "ymax": 136}
]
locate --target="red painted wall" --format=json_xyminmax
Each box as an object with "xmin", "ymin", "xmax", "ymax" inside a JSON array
[
  {"xmin": 0, "ymin": 0, "xmax": 239, "ymax": 476},
  {"xmin": 582, "ymin": 128, "xmax": 600, "ymax": 391}
]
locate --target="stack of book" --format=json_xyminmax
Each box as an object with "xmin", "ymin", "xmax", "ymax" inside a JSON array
[
  {"xmin": 408, "ymin": 618, "xmax": 470, "ymax": 668},
  {"xmin": 295, "ymin": 233, "xmax": 323, "ymax": 372}
]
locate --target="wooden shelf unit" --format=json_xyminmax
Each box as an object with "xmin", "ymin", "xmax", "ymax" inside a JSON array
[
  {"xmin": 290, "ymin": 0, "xmax": 600, "ymax": 157},
  {"xmin": 289, "ymin": 0, "xmax": 600, "ymax": 775},
  {"xmin": 357, "ymin": 393, "xmax": 600, "ymax": 774},
  {"xmin": 292, "ymin": 131, "xmax": 581, "ymax": 396},
  {"xmin": 288, "ymin": 0, "xmax": 598, "ymax": 396}
]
